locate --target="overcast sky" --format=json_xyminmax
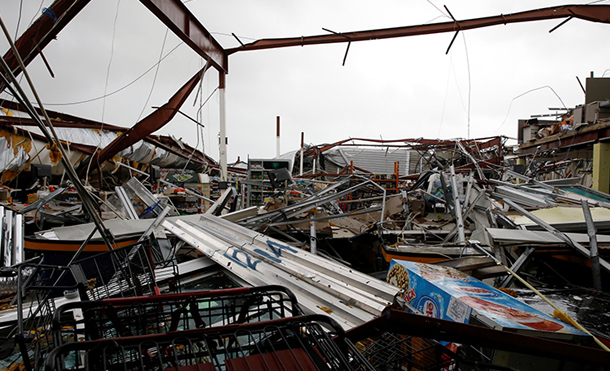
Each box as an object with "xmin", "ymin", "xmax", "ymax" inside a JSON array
[{"xmin": 2, "ymin": 0, "xmax": 610, "ymax": 165}]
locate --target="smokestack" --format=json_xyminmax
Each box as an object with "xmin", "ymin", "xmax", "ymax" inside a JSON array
[
  {"xmin": 300, "ymin": 132, "xmax": 304, "ymax": 176},
  {"xmin": 276, "ymin": 116, "xmax": 280, "ymax": 158}
]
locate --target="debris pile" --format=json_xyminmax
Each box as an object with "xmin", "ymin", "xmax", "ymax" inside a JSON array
[{"xmin": 2, "ymin": 2, "xmax": 610, "ymax": 369}]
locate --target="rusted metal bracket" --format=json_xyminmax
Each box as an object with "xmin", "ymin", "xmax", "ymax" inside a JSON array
[
  {"xmin": 549, "ymin": 9, "xmax": 576, "ymax": 33},
  {"xmin": 322, "ymin": 28, "xmax": 352, "ymax": 66},
  {"xmin": 443, "ymin": 5, "xmax": 461, "ymax": 55}
]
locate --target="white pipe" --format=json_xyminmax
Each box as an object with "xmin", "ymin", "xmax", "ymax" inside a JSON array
[
  {"xmin": 450, "ymin": 165, "xmax": 466, "ymax": 244},
  {"xmin": 12, "ymin": 213, "xmax": 23, "ymax": 265},
  {"xmin": 310, "ymin": 214, "xmax": 317, "ymax": 254},
  {"xmin": 3, "ymin": 209, "xmax": 12, "ymax": 266},
  {"xmin": 219, "ymin": 72, "xmax": 228, "ymax": 181}
]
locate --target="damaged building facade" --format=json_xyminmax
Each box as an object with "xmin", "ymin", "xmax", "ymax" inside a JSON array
[
  {"xmin": 516, "ymin": 76, "xmax": 610, "ymax": 193},
  {"xmin": 2, "ymin": 2, "xmax": 610, "ymax": 370}
]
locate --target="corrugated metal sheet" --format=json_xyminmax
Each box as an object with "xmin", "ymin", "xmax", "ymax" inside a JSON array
[
  {"xmin": 52, "ymin": 127, "xmax": 175, "ymax": 165},
  {"xmin": 0, "ymin": 126, "xmax": 208, "ymax": 180},
  {"xmin": 163, "ymin": 214, "xmax": 401, "ymax": 330},
  {"xmin": 0, "ymin": 137, "xmax": 28, "ymax": 173},
  {"xmin": 324, "ymin": 147, "xmax": 421, "ymax": 175},
  {"xmin": 53, "ymin": 127, "xmax": 117, "ymax": 148}
]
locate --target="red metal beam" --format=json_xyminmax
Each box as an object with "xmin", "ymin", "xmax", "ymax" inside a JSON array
[
  {"xmin": 148, "ymin": 135, "xmax": 215, "ymax": 166},
  {"xmin": 518, "ymin": 122, "xmax": 610, "ymax": 156},
  {"xmin": 0, "ymin": 99, "xmax": 125, "ymax": 131},
  {"xmin": 311, "ymin": 138, "xmax": 459, "ymax": 156},
  {"xmin": 0, "ymin": 120, "xmax": 212, "ymax": 166},
  {"xmin": 82, "ymin": 66, "xmax": 206, "ymax": 174},
  {"xmin": 143, "ymin": 137, "xmax": 209, "ymax": 168},
  {"xmin": 0, "ymin": 116, "xmax": 123, "ymax": 131},
  {"xmin": 455, "ymin": 158, "xmax": 503, "ymax": 172},
  {"xmin": 227, "ymin": 5, "xmax": 610, "ymax": 54},
  {"xmin": 139, "ymin": 0, "xmax": 228, "ymax": 72},
  {"xmin": 305, "ymin": 137, "xmax": 504, "ymax": 157},
  {"xmin": 1, "ymin": 0, "xmax": 91, "ymax": 93}
]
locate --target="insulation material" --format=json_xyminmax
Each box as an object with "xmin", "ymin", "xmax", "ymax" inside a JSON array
[
  {"xmin": 0, "ymin": 126, "xmax": 207, "ymax": 179},
  {"xmin": 53, "ymin": 127, "xmax": 118, "ymax": 148},
  {"xmin": 0, "ymin": 137, "xmax": 29, "ymax": 173}
]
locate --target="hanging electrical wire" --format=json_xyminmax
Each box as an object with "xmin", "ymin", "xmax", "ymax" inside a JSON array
[
  {"xmin": 13, "ymin": 0, "xmax": 23, "ymax": 40},
  {"xmin": 137, "ymin": 28, "xmax": 169, "ymax": 121},
  {"xmin": 461, "ymin": 32, "xmax": 472, "ymax": 139},
  {"xmin": 494, "ymin": 85, "xmax": 567, "ymax": 133},
  {"xmin": 40, "ymin": 42, "xmax": 183, "ymax": 106},
  {"xmin": 101, "ymin": 0, "xmax": 121, "ymax": 123}
]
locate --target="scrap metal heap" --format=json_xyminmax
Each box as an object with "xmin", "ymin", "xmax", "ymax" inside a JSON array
[
  {"xmin": 2, "ymin": 1, "xmax": 610, "ymax": 370},
  {"xmin": 1, "ymin": 127, "xmax": 610, "ymax": 369}
]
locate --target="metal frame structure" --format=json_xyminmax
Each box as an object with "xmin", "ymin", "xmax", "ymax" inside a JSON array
[{"xmin": 4, "ymin": 3, "xmax": 610, "ymax": 182}]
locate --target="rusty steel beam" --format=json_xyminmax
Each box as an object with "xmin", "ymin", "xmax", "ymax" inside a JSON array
[
  {"xmin": 227, "ymin": 5, "xmax": 610, "ymax": 54},
  {"xmin": 157, "ymin": 136, "xmax": 210, "ymax": 163},
  {"xmin": 455, "ymin": 158, "xmax": 503, "ymax": 171},
  {"xmin": 0, "ymin": 116, "xmax": 121, "ymax": 131},
  {"xmin": 146, "ymin": 136, "xmax": 211, "ymax": 167},
  {"xmin": 518, "ymin": 123, "xmax": 610, "ymax": 156},
  {"xmin": 0, "ymin": 99, "xmax": 125, "ymax": 131},
  {"xmin": 0, "ymin": 122, "xmax": 95, "ymax": 156},
  {"xmin": 143, "ymin": 137, "xmax": 208, "ymax": 168},
  {"xmin": 0, "ymin": 116, "xmax": 212, "ymax": 167},
  {"xmin": 305, "ymin": 137, "xmax": 504, "ymax": 157},
  {"xmin": 139, "ymin": 0, "xmax": 228, "ymax": 72},
  {"xmin": 1, "ymin": 0, "xmax": 91, "ymax": 93},
  {"xmin": 82, "ymin": 67, "xmax": 206, "ymax": 174},
  {"xmin": 311, "ymin": 138, "xmax": 458, "ymax": 156}
]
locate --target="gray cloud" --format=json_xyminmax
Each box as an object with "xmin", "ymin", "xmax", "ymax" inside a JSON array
[{"xmin": 2, "ymin": 0, "xmax": 609, "ymax": 165}]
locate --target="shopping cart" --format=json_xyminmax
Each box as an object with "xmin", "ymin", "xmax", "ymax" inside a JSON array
[
  {"xmin": 75, "ymin": 239, "xmax": 169, "ymax": 301},
  {"xmin": 356, "ymin": 331, "xmax": 455, "ymax": 371},
  {"xmin": 52, "ymin": 285, "xmax": 304, "ymax": 346},
  {"xmin": 346, "ymin": 308, "xmax": 610, "ymax": 371},
  {"xmin": 45, "ymin": 314, "xmax": 374, "ymax": 371},
  {"xmin": 3, "ymin": 240, "xmax": 174, "ymax": 371}
]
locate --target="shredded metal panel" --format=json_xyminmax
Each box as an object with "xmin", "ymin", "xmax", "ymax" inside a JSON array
[{"xmin": 163, "ymin": 214, "xmax": 400, "ymax": 329}]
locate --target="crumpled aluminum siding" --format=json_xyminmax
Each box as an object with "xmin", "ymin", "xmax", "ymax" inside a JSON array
[
  {"xmin": 163, "ymin": 214, "xmax": 401, "ymax": 330},
  {"xmin": 53, "ymin": 127, "xmax": 175, "ymax": 165},
  {"xmin": 0, "ymin": 126, "xmax": 201, "ymax": 175},
  {"xmin": 324, "ymin": 147, "xmax": 420, "ymax": 175},
  {"xmin": 0, "ymin": 137, "xmax": 29, "ymax": 173}
]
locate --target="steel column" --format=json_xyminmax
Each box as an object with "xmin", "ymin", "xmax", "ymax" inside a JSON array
[{"xmin": 219, "ymin": 72, "xmax": 228, "ymax": 181}]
